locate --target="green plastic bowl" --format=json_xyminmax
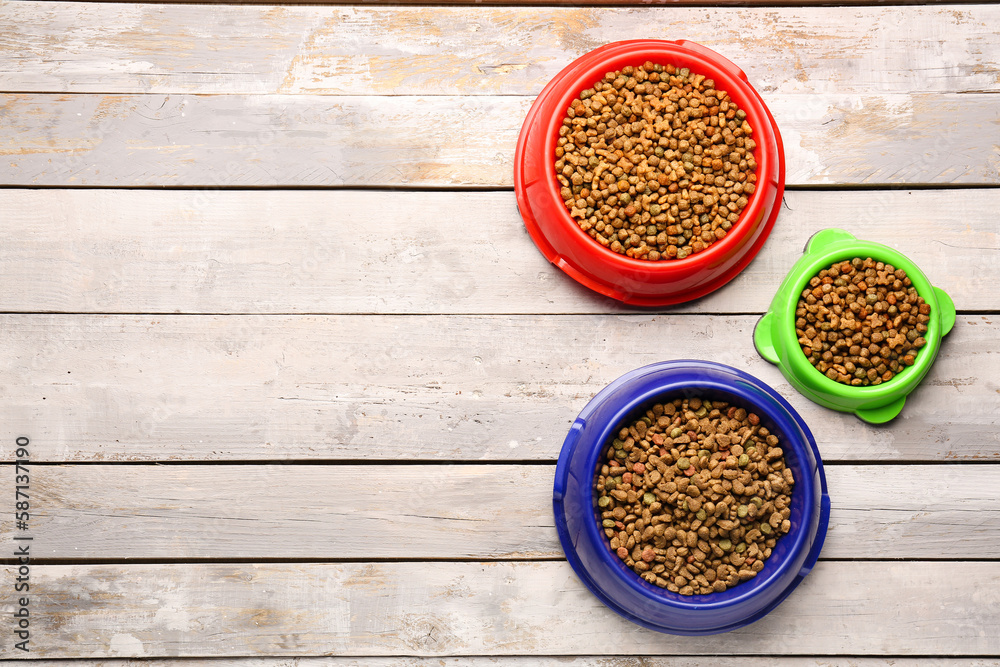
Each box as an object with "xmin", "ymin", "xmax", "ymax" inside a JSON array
[{"xmin": 754, "ymin": 228, "xmax": 956, "ymax": 424}]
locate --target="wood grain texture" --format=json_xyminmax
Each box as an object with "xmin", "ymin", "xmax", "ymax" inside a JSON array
[
  {"xmin": 3, "ymin": 561, "xmax": 998, "ymax": 657},
  {"xmin": 0, "ymin": 1, "xmax": 994, "ymax": 663},
  {"xmin": 2, "ymin": 314, "xmax": 997, "ymax": 463},
  {"xmin": 2, "ymin": 92, "xmax": 998, "ymax": 187},
  {"xmin": 1, "ymin": 463, "xmax": 996, "ymax": 560},
  {"xmin": 3, "ymin": 4, "xmax": 998, "ymax": 96},
  {"xmin": 0, "ymin": 188, "xmax": 996, "ymax": 314}
]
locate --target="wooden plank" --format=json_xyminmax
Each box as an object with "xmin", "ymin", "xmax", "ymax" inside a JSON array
[
  {"xmin": 3, "ymin": 561, "xmax": 998, "ymax": 657},
  {"xmin": 0, "ymin": 188, "xmax": 996, "ymax": 314},
  {"xmin": 2, "ymin": 93, "xmax": 998, "ymax": 187},
  {"xmin": 3, "ymin": 4, "xmax": 998, "ymax": 96},
  {"xmin": 2, "ymin": 314, "xmax": 997, "ymax": 463},
  {"xmin": 1, "ymin": 465, "xmax": 556, "ymax": 561},
  {"xmin": 0, "ymin": 464, "xmax": 996, "ymax": 561}
]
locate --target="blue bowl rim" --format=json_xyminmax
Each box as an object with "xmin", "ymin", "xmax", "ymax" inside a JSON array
[{"xmin": 553, "ymin": 359, "xmax": 830, "ymax": 634}]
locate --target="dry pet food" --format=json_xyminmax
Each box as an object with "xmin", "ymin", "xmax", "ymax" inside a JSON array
[
  {"xmin": 595, "ymin": 398, "xmax": 794, "ymax": 596},
  {"xmin": 795, "ymin": 257, "xmax": 930, "ymax": 386},
  {"xmin": 556, "ymin": 62, "xmax": 757, "ymax": 261}
]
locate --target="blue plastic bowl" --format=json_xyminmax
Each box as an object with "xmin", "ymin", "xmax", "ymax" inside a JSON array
[{"xmin": 553, "ymin": 360, "xmax": 830, "ymax": 635}]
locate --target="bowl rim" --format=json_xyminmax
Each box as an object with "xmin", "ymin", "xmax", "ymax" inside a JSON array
[
  {"xmin": 754, "ymin": 228, "xmax": 956, "ymax": 422},
  {"xmin": 514, "ymin": 39, "xmax": 786, "ymax": 306},
  {"xmin": 552, "ymin": 359, "xmax": 829, "ymax": 634},
  {"xmin": 772, "ymin": 238, "xmax": 944, "ymax": 399}
]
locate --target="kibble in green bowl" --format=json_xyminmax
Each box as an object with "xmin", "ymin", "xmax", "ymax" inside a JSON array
[{"xmin": 795, "ymin": 256, "xmax": 931, "ymax": 387}]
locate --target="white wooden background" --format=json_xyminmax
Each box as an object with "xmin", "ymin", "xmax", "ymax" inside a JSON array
[{"xmin": 1, "ymin": 1, "xmax": 999, "ymax": 663}]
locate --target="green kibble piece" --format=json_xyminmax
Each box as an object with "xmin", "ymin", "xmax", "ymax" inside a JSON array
[
  {"xmin": 760, "ymin": 522, "xmax": 773, "ymax": 535},
  {"xmin": 676, "ymin": 457, "xmax": 691, "ymax": 470},
  {"xmin": 735, "ymin": 542, "xmax": 747, "ymax": 554},
  {"xmin": 642, "ymin": 416, "xmax": 652, "ymax": 426},
  {"xmin": 605, "ymin": 479, "xmax": 617, "ymax": 491},
  {"xmin": 615, "ymin": 450, "xmax": 627, "ymax": 461},
  {"xmin": 695, "ymin": 406, "xmax": 708, "ymax": 417},
  {"xmin": 670, "ymin": 428, "xmax": 683, "ymax": 438},
  {"xmin": 698, "ymin": 449, "xmax": 711, "ymax": 458},
  {"xmin": 598, "ymin": 495, "xmax": 611, "ymax": 508},
  {"xmin": 613, "ymin": 439, "xmax": 624, "ymax": 450},
  {"xmin": 737, "ymin": 505, "xmax": 748, "ymax": 518},
  {"xmin": 738, "ymin": 454, "xmax": 750, "ymax": 467},
  {"xmin": 696, "ymin": 509, "xmax": 707, "ymax": 521},
  {"xmin": 643, "ymin": 492, "xmax": 656, "ymax": 505},
  {"xmin": 752, "ymin": 497, "xmax": 763, "ymax": 508},
  {"xmin": 650, "ymin": 204, "xmax": 662, "ymax": 216},
  {"xmin": 719, "ymin": 538, "xmax": 733, "ymax": 552},
  {"xmin": 603, "ymin": 519, "xmax": 616, "ymax": 528}
]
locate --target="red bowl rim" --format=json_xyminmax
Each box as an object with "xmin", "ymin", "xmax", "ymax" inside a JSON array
[{"xmin": 514, "ymin": 39, "xmax": 786, "ymax": 306}]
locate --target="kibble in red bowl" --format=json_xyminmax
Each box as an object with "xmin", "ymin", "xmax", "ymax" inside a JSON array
[{"xmin": 557, "ymin": 61, "xmax": 758, "ymax": 262}]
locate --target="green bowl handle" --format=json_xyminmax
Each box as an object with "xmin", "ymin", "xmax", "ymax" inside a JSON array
[
  {"xmin": 934, "ymin": 287, "xmax": 956, "ymax": 337},
  {"xmin": 855, "ymin": 396, "xmax": 906, "ymax": 424},
  {"xmin": 804, "ymin": 228, "xmax": 856, "ymax": 254},
  {"xmin": 753, "ymin": 313, "xmax": 780, "ymax": 365}
]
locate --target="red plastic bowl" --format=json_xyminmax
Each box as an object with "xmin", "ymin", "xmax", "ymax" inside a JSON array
[{"xmin": 514, "ymin": 40, "xmax": 785, "ymax": 307}]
